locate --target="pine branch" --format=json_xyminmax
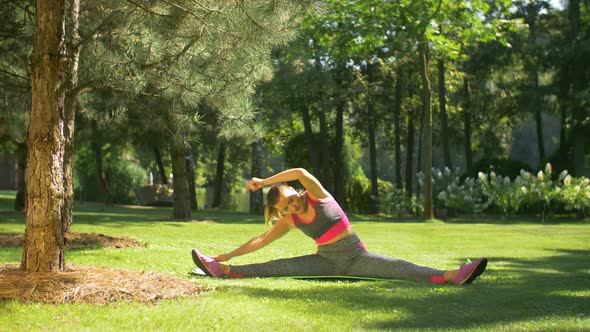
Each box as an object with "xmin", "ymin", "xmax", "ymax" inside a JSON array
[
  {"xmin": 193, "ymin": 1, "xmax": 223, "ymax": 13},
  {"xmin": 125, "ymin": 0, "xmax": 168, "ymax": 17},
  {"xmin": 0, "ymin": 68, "xmax": 29, "ymax": 87},
  {"xmin": 141, "ymin": 32, "xmax": 204, "ymax": 70},
  {"xmin": 159, "ymin": 0, "xmax": 224, "ymax": 33}
]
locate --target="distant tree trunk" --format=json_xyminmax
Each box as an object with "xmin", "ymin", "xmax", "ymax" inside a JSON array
[
  {"xmin": 154, "ymin": 147, "xmax": 168, "ymax": 185},
  {"xmin": 558, "ymin": 95, "xmax": 568, "ymax": 158},
  {"xmin": 170, "ymin": 140, "xmax": 191, "ymax": 219},
  {"xmin": 415, "ymin": 101, "xmax": 425, "ymax": 218},
  {"xmin": 438, "ymin": 58, "xmax": 452, "ymax": 169},
  {"xmin": 62, "ymin": 93, "xmax": 76, "ymax": 226},
  {"xmin": 63, "ymin": 0, "xmax": 81, "ymax": 231},
  {"xmin": 367, "ymin": 62, "xmax": 379, "ymax": 214},
  {"xmin": 556, "ymin": 73, "xmax": 570, "ymax": 160},
  {"xmin": 394, "ymin": 66, "xmax": 407, "ymax": 190},
  {"xmin": 22, "ymin": 0, "xmax": 67, "ymax": 272},
  {"xmin": 463, "ymin": 76, "xmax": 473, "ymax": 174},
  {"xmin": 333, "ymin": 66, "xmax": 346, "ymax": 206},
  {"xmin": 250, "ymin": 96, "xmax": 264, "ymax": 214},
  {"xmin": 313, "ymin": 50, "xmax": 330, "ymax": 188},
  {"xmin": 300, "ymin": 102, "xmax": 320, "ymax": 177},
  {"xmin": 318, "ymin": 107, "xmax": 333, "ymax": 193},
  {"xmin": 14, "ymin": 142, "xmax": 27, "ymax": 212},
  {"xmin": 91, "ymin": 121, "xmax": 112, "ymax": 205},
  {"xmin": 534, "ymin": 107, "xmax": 545, "ymax": 165},
  {"xmin": 524, "ymin": 6, "xmax": 545, "ymax": 167},
  {"xmin": 212, "ymin": 141, "xmax": 226, "ymax": 208},
  {"xmin": 405, "ymin": 103, "xmax": 416, "ymax": 198},
  {"xmin": 186, "ymin": 150, "xmax": 197, "ymax": 211},
  {"xmin": 250, "ymin": 139, "xmax": 264, "ymax": 214},
  {"xmin": 420, "ymin": 40, "xmax": 434, "ymax": 219},
  {"xmin": 569, "ymin": 0, "xmax": 585, "ymax": 176}
]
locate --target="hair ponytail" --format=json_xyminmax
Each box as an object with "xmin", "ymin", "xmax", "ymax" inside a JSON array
[
  {"xmin": 264, "ymin": 184, "xmax": 288, "ymax": 226},
  {"xmin": 264, "ymin": 204, "xmax": 278, "ymax": 226}
]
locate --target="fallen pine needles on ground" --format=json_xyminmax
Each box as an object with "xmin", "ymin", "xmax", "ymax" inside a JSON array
[{"xmin": 0, "ymin": 264, "xmax": 207, "ymax": 305}]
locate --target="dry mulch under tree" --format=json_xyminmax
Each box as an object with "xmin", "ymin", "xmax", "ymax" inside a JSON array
[
  {"xmin": 0, "ymin": 232, "xmax": 146, "ymax": 249},
  {"xmin": 0, "ymin": 233, "xmax": 207, "ymax": 305}
]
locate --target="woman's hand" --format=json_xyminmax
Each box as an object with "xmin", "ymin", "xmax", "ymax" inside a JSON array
[
  {"xmin": 212, "ymin": 253, "xmax": 232, "ymax": 262},
  {"xmin": 247, "ymin": 177, "xmax": 265, "ymax": 192}
]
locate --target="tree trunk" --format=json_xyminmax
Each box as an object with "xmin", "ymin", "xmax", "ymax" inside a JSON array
[
  {"xmin": 154, "ymin": 147, "xmax": 168, "ymax": 185},
  {"xmin": 91, "ymin": 121, "xmax": 112, "ymax": 205},
  {"xmin": 301, "ymin": 101, "xmax": 320, "ymax": 177},
  {"xmin": 438, "ymin": 59, "xmax": 452, "ymax": 169},
  {"xmin": 63, "ymin": 0, "xmax": 81, "ymax": 231},
  {"xmin": 250, "ymin": 139, "xmax": 264, "ymax": 214},
  {"xmin": 405, "ymin": 102, "xmax": 416, "ymax": 198},
  {"xmin": 534, "ymin": 107, "xmax": 545, "ymax": 165},
  {"xmin": 14, "ymin": 142, "xmax": 27, "ymax": 212},
  {"xmin": 22, "ymin": 0, "xmax": 67, "ymax": 272},
  {"xmin": 333, "ymin": 66, "xmax": 346, "ymax": 206},
  {"xmin": 186, "ymin": 149, "xmax": 198, "ymax": 211},
  {"xmin": 318, "ymin": 107, "xmax": 333, "ymax": 193},
  {"xmin": 212, "ymin": 141, "xmax": 226, "ymax": 208},
  {"xmin": 463, "ymin": 76, "xmax": 473, "ymax": 174},
  {"xmin": 420, "ymin": 40, "xmax": 434, "ymax": 219},
  {"xmin": 559, "ymin": 95, "xmax": 568, "ymax": 158},
  {"xmin": 250, "ymin": 96, "xmax": 264, "ymax": 214},
  {"xmin": 569, "ymin": 0, "xmax": 585, "ymax": 176},
  {"xmin": 414, "ymin": 98, "xmax": 426, "ymax": 217},
  {"xmin": 367, "ymin": 63, "xmax": 379, "ymax": 214},
  {"xmin": 393, "ymin": 67, "xmax": 405, "ymax": 190},
  {"xmin": 524, "ymin": 6, "xmax": 545, "ymax": 167},
  {"xmin": 170, "ymin": 140, "xmax": 192, "ymax": 219}
]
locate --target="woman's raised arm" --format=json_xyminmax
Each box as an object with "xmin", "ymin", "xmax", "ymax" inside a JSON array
[{"xmin": 246, "ymin": 168, "xmax": 330, "ymax": 200}]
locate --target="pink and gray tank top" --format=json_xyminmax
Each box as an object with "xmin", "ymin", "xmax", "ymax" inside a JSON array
[{"xmin": 290, "ymin": 192, "xmax": 351, "ymax": 245}]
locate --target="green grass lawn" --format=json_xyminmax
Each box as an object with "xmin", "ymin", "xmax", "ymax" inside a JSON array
[{"xmin": 0, "ymin": 190, "xmax": 589, "ymax": 331}]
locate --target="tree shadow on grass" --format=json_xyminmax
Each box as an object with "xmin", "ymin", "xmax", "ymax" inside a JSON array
[
  {"xmin": 223, "ymin": 250, "xmax": 590, "ymax": 330},
  {"xmin": 0, "ymin": 204, "xmax": 262, "ymax": 229},
  {"xmin": 0, "ymin": 210, "xmax": 24, "ymax": 226}
]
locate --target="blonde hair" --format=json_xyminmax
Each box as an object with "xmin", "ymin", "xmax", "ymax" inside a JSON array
[
  {"xmin": 263, "ymin": 184, "xmax": 307, "ymax": 226},
  {"xmin": 264, "ymin": 184, "xmax": 288, "ymax": 226}
]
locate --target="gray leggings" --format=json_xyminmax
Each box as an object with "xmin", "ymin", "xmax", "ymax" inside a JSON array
[{"xmin": 229, "ymin": 233, "xmax": 445, "ymax": 283}]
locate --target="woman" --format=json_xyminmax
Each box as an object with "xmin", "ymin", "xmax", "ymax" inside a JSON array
[{"xmin": 192, "ymin": 168, "xmax": 487, "ymax": 284}]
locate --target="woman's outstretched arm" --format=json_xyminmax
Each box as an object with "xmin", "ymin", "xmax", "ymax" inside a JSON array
[{"xmin": 212, "ymin": 217, "xmax": 292, "ymax": 262}]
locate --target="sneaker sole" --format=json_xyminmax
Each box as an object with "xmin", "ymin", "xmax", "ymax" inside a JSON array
[
  {"xmin": 191, "ymin": 249, "xmax": 213, "ymax": 277},
  {"xmin": 462, "ymin": 258, "xmax": 488, "ymax": 284}
]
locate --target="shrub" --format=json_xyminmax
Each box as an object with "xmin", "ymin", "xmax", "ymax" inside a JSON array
[
  {"xmin": 106, "ymin": 159, "xmax": 148, "ymax": 204},
  {"xmin": 414, "ymin": 163, "xmax": 587, "ymax": 220},
  {"xmin": 416, "ymin": 167, "xmax": 490, "ymax": 215},
  {"xmin": 515, "ymin": 164, "xmax": 557, "ymax": 221},
  {"xmin": 417, "ymin": 167, "xmax": 463, "ymax": 209},
  {"xmin": 478, "ymin": 171, "xmax": 524, "ymax": 218},
  {"xmin": 437, "ymin": 176, "xmax": 491, "ymax": 214},
  {"xmin": 345, "ymin": 175, "xmax": 392, "ymax": 214},
  {"xmin": 469, "ymin": 157, "xmax": 532, "ymax": 180},
  {"xmin": 75, "ymin": 156, "xmax": 147, "ymax": 205},
  {"xmin": 557, "ymin": 173, "xmax": 590, "ymax": 218},
  {"xmin": 379, "ymin": 187, "xmax": 423, "ymax": 217}
]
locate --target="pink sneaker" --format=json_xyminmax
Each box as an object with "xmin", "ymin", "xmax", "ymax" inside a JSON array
[
  {"xmin": 452, "ymin": 257, "xmax": 487, "ymax": 285},
  {"xmin": 191, "ymin": 249, "xmax": 224, "ymax": 278}
]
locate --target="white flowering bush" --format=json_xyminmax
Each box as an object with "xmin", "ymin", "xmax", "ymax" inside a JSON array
[
  {"xmin": 514, "ymin": 164, "xmax": 557, "ymax": 221},
  {"xmin": 478, "ymin": 171, "xmax": 525, "ymax": 217},
  {"xmin": 411, "ymin": 163, "xmax": 587, "ymax": 220},
  {"xmin": 417, "ymin": 167, "xmax": 461, "ymax": 209},
  {"xmin": 437, "ymin": 177, "xmax": 491, "ymax": 214},
  {"xmin": 557, "ymin": 172, "xmax": 590, "ymax": 218},
  {"xmin": 379, "ymin": 188, "xmax": 424, "ymax": 217}
]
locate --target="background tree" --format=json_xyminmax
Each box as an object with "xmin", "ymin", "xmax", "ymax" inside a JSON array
[{"xmin": 0, "ymin": 1, "xmax": 34, "ymax": 212}]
